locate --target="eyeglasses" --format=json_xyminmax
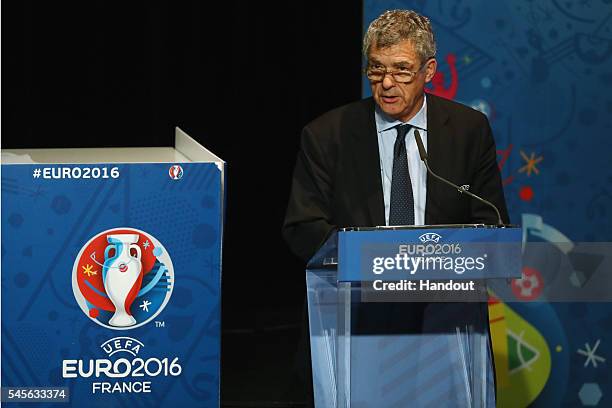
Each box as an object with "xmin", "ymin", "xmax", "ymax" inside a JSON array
[{"xmin": 365, "ymin": 59, "xmax": 431, "ymax": 84}]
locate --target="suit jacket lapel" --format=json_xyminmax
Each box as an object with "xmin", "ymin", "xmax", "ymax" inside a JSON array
[
  {"xmin": 425, "ymin": 94, "xmax": 450, "ymax": 225},
  {"xmin": 350, "ymin": 95, "xmax": 450, "ymax": 227},
  {"xmin": 349, "ymin": 98, "xmax": 385, "ymax": 226}
]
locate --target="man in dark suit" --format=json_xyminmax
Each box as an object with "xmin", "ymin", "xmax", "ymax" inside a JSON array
[
  {"xmin": 283, "ymin": 9, "xmax": 508, "ymax": 406},
  {"xmin": 283, "ymin": 10, "xmax": 508, "ymax": 261}
]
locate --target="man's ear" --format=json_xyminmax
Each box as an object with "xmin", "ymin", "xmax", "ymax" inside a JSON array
[{"xmin": 424, "ymin": 58, "xmax": 437, "ymax": 83}]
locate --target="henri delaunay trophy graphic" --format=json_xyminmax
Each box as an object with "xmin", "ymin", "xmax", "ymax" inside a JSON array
[
  {"xmin": 72, "ymin": 227, "xmax": 174, "ymax": 329},
  {"xmin": 103, "ymin": 233, "xmax": 144, "ymax": 327}
]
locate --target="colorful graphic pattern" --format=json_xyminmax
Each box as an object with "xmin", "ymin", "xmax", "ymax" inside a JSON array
[
  {"xmin": 364, "ymin": 1, "xmax": 611, "ymax": 406},
  {"xmin": 1, "ymin": 163, "xmax": 223, "ymax": 406}
]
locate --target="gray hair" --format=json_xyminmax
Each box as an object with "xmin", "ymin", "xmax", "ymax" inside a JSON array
[{"xmin": 363, "ymin": 10, "xmax": 436, "ymax": 63}]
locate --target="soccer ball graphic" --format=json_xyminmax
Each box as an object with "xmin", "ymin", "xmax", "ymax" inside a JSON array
[{"xmin": 511, "ymin": 266, "xmax": 543, "ymax": 301}]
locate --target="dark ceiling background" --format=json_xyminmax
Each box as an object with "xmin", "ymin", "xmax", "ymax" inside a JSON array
[{"xmin": 3, "ymin": 1, "xmax": 362, "ymax": 406}]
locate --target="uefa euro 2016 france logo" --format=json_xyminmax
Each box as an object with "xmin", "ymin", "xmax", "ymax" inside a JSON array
[
  {"xmin": 72, "ymin": 228, "xmax": 174, "ymax": 330},
  {"xmin": 168, "ymin": 165, "xmax": 183, "ymax": 180}
]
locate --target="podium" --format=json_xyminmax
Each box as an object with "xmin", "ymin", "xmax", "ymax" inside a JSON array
[
  {"xmin": 306, "ymin": 225, "xmax": 521, "ymax": 408},
  {"xmin": 1, "ymin": 128, "xmax": 224, "ymax": 407}
]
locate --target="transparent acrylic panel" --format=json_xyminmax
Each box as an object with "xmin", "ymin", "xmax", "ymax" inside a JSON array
[
  {"xmin": 306, "ymin": 269, "xmax": 339, "ymax": 408},
  {"xmin": 307, "ymin": 271, "xmax": 495, "ymax": 407},
  {"xmin": 347, "ymin": 296, "xmax": 495, "ymax": 407}
]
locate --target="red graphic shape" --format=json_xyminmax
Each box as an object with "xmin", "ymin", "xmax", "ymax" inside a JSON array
[
  {"xmin": 511, "ymin": 266, "xmax": 544, "ymax": 300},
  {"xmin": 496, "ymin": 144, "xmax": 514, "ymax": 186},
  {"xmin": 488, "ymin": 295, "xmax": 501, "ymax": 305},
  {"xmin": 89, "ymin": 308, "xmax": 99, "ymax": 318},
  {"xmin": 426, "ymin": 53, "xmax": 458, "ymax": 100},
  {"xmin": 519, "ymin": 186, "xmax": 534, "ymax": 201}
]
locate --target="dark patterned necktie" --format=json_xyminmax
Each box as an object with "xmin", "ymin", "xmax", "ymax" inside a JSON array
[{"xmin": 389, "ymin": 124, "xmax": 415, "ymax": 225}]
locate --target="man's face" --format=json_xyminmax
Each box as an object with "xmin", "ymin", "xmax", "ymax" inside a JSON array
[{"xmin": 368, "ymin": 40, "xmax": 436, "ymax": 122}]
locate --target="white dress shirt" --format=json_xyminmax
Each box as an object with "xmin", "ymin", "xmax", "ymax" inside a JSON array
[{"xmin": 375, "ymin": 95, "xmax": 428, "ymax": 226}]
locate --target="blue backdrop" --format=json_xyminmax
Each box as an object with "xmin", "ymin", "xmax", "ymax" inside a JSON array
[{"xmin": 364, "ymin": 1, "xmax": 611, "ymax": 406}]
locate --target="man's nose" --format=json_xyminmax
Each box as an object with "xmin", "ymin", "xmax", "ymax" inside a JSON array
[{"xmin": 382, "ymin": 74, "xmax": 395, "ymax": 89}]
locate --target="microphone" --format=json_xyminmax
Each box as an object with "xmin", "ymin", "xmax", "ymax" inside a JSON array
[{"xmin": 413, "ymin": 129, "xmax": 504, "ymax": 226}]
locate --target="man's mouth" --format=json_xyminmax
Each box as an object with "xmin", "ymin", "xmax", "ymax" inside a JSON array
[{"xmin": 381, "ymin": 95, "xmax": 399, "ymax": 103}]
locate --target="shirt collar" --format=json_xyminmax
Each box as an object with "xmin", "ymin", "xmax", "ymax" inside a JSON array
[{"xmin": 375, "ymin": 94, "xmax": 428, "ymax": 133}]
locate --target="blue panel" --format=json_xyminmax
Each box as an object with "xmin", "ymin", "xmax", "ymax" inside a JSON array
[
  {"xmin": 338, "ymin": 227, "xmax": 522, "ymax": 281},
  {"xmin": 1, "ymin": 163, "xmax": 222, "ymax": 407}
]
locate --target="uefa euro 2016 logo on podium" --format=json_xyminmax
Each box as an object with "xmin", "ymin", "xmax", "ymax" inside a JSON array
[{"xmin": 72, "ymin": 228, "xmax": 174, "ymax": 330}]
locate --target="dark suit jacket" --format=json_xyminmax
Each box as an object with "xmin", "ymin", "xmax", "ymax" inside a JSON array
[{"xmin": 283, "ymin": 94, "xmax": 509, "ymax": 261}]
